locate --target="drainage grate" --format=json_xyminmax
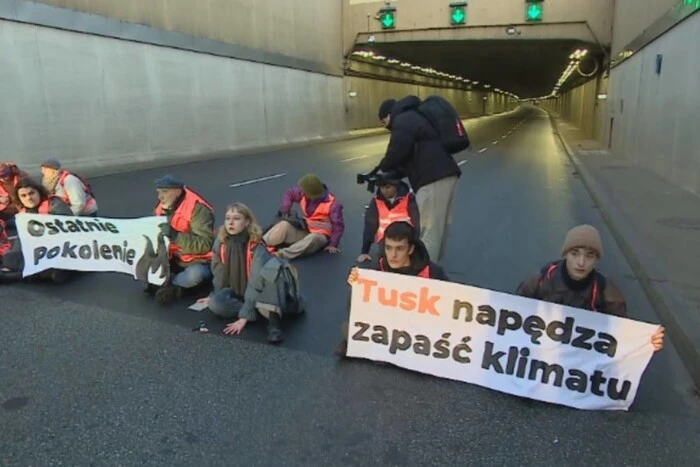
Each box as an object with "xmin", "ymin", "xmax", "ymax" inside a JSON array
[{"xmin": 656, "ymin": 217, "xmax": 700, "ymax": 231}]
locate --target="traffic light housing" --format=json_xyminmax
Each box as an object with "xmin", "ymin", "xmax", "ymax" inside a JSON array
[
  {"xmin": 379, "ymin": 6, "xmax": 396, "ymax": 30},
  {"xmin": 450, "ymin": 2, "xmax": 467, "ymax": 26},
  {"xmin": 525, "ymin": 1, "xmax": 544, "ymax": 22}
]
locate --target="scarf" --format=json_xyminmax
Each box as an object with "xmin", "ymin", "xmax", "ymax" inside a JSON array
[
  {"xmin": 42, "ymin": 171, "xmax": 61, "ymax": 194},
  {"xmin": 220, "ymin": 231, "xmax": 250, "ymax": 297}
]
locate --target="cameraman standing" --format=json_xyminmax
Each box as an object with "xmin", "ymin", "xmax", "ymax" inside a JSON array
[
  {"xmin": 357, "ymin": 171, "xmax": 420, "ymax": 263},
  {"xmin": 376, "ymin": 96, "xmax": 461, "ymax": 263}
]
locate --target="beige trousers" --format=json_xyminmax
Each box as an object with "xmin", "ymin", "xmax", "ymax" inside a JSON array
[
  {"xmin": 415, "ymin": 175, "xmax": 459, "ymax": 263},
  {"xmin": 263, "ymin": 220, "xmax": 328, "ymax": 259}
]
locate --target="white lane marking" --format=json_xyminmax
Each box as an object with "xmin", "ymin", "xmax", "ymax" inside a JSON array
[
  {"xmin": 478, "ymin": 147, "xmax": 488, "ymax": 153},
  {"xmin": 342, "ymin": 154, "xmax": 368, "ymax": 162},
  {"xmin": 501, "ymin": 135, "xmax": 507, "ymax": 140},
  {"xmin": 458, "ymin": 160, "xmax": 468, "ymax": 166},
  {"xmin": 492, "ymin": 140, "xmax": 499, "ymax": 145},
  {"xmin": 230, "ymin": 173, "xmax": 286, "ymax": 188},
  {"xmin": 9, "ymin": 235, "xmax": 17, "ymax": 240}
]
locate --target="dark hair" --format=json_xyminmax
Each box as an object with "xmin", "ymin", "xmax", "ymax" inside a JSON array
[
  {"xmin": 384, "ymin": 221, "xmax": 417, "ymax": 245},
  {"xmin": 15, "ymin": 177, "xmax": 48, "ymax": 199}
]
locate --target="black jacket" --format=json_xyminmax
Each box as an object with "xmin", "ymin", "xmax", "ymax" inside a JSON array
[
  {"xmin": 359, "ymin": 238, "xmax": 448, "ymax": 281},
  {"xmin": 378, "ymin": 95, "xmax": 461, "ymax": 192},
  {"xmin": 361, "ymin": 181, "xmax": 420, "ymax": 254}
]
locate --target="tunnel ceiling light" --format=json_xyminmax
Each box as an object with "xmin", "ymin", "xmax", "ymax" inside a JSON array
[{"xmin": 373, "ymin": 55, "xmax": 386, "ymax": 60}]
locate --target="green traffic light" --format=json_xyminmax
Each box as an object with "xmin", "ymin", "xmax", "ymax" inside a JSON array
[
  {"xmin": 381, "ymin": 11, "xmax": 395, "ymax": 29},
  {"xmin": 451, "ymin": 7, "xmax": 466, "ymax": 25},
  {"xmin": 526, "ymin": 3, "xmax": 543, "ymax": 22}
]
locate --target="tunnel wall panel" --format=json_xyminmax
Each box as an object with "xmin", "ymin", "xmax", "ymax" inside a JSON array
[
  {"xmin": 31, "ymin": 0, "xmax": 342, "ymax": 72},
  {"xmin": 0, "ymin": 20, "xmax": 345, "ymax": 175}
]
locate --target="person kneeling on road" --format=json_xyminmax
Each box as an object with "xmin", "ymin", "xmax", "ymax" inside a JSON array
[
  {"xmin": 335, "ymin": 221, "xmax": 448, "ymax": 356},
  {"xmin": 40, "ymin": 158, "xmax": 99, "ymax": 217},
  {"xmin": 515, "ymin": 224, "xmax": 665, "ymax": 352},
  {"xmin": 357, "ymin": 170, "xmax": 419, "ymax": 263},
  {"xmin": 263, "ymin": 173, "xmax": 344, "ymax": 260},
  {"xmin": 0, "ymin": 178, "xmax": 75, "ymax": 283},
  {"xmin": 198, "ymin": 203, "xmax": 305, "ymax": 344},
  {"xmin": 148, "ymin": 175, "xmax": 215, "ymax": 305}
]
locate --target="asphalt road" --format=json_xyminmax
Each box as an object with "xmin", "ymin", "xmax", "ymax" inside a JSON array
[{"xmin": 1, "ymin": 106, "xmax": 698, "ymax": 466}]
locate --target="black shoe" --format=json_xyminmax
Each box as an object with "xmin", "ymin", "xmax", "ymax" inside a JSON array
[
  {"xmin": 267, "ymin": 312, "xmax": 284, "ymax": 344},
  {"xmin": 155, "ymin": 284, "xmax": 182, "ymax": 305},
  {"xmin": 0, "ymin": 269, "xmax": 22, "ymax": 283},
  {"xmin": 49, "ymin": 270, "xmax": 73, "ymax": 284},
  {"xmin": 143, "ymin": 283, "xmax": 158, "ymax": 296}
]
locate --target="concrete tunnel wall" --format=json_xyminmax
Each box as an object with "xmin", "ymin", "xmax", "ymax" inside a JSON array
[
  {"xmin": 0, "ymin": 19, "xmax": 346, "ymax": 176},
  {"xmin": 345, "ymin": 76, "xmax": 516, "ymax": 130},
  {"xmin": 32, "ymin": 0, "xmax": 343, "ymax": 72},
  {"xmin": 542, "ymin": 11, "xmax": 700, "ymax": 197}
]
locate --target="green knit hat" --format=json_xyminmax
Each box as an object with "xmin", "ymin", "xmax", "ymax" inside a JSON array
[{"xmin": 298, "ymin": 173, "xmax": 324, "ymax": 200}]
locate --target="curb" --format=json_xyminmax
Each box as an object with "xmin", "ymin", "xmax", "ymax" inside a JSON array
[{"xmin": 549, "ymin": 114, "xmax": 700, "ymax": 390}]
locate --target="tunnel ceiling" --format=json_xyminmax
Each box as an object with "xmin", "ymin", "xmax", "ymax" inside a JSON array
[{"xmin": 351, "ymin": 39, "xmax": 601, "ymax": 99}]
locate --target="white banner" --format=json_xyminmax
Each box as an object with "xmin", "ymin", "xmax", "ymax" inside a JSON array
[
  {"xmin": 15, "ymin": 213, "xmax": 171, "ymax": 285},
  {"xmin": 347, "ymin": 269, "xmax": 658, "ymax": 411}
]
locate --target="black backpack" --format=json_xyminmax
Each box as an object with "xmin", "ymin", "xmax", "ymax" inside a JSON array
[{"xmin": 416, "ymin": 95, "xmax": 470, "ymax": 154}]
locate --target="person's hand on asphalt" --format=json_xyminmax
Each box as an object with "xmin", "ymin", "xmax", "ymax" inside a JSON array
[
  {"xmin": 325, "ymin": 246, "xmax": 340, "ymax": 254},
  {"xmin": 357, "ymin": 254, "xmax": 371, "ymax": 263},
  {"xmin": 224, "ymin": 318, "xmax": 248, "ymax": 336}
]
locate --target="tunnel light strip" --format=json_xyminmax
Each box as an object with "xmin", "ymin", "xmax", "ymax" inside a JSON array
[{"xmin": 350, "ymin": 49, "xmax": 520, "ymax": 100}]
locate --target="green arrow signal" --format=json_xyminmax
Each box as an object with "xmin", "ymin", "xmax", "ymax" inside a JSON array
[
  {"xmin": 381, "ymin": 12, "xmax": 395, "ymax": 28},
  {"xmin": 526, "ymin": 4, "xmax": 542, "ymax": 21},
  {"xmin": 451, "ymin": 8, "xmax": 466, "ymax": 24}
]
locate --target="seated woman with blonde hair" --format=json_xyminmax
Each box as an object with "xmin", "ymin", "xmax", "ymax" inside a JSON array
[{"xmin": 198, "ymin": 202, "xmax": 305, "ymax": 344}]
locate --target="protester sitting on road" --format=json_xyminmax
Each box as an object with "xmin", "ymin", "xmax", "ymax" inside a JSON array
[
  {"xmin": 335, "ymin": 221, "xmax": 448, "ymax": 356},
  {"xmin": 41, "ymin": 158, "xmax": 98, "ymax": 217},
  {"xmin": 0, "ymin": 162, "xmax": 29, "ymax": 223},
  {"xmin": 375, "ymin": 96, "xmax": 461, "ymax": 263},
  {"xmin": 0, "ymin": 219, "xmax": 11, "ymax": 263},
  {"xmin": 263, "ymin": 173, "xmax": 344, "ymax": 260},
  {"xmin": 515, "ymin": 224, "xmax": 665, "ymax": 352},
  {"xmin": 147, "ymin": 175, "xmax": 215, "ymax": 305},
  {"xmin": 357, "ymin": 170, "xmax": 419, "ymax": 263},
  {"xmin": 0, "ymin": 178, "xmax": 74, "ymax": 283},
  {"xmin": 197, "ymin": 203, "xmax": 305, "ymax": 344}
]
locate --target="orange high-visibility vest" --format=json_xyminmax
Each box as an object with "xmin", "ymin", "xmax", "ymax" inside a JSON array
[
  {"xmin": 155, "ymin": 188, "xmax": 214, "ymax": 263},
  {"xmin": 374, "ymin": 196, "xmax": 412, "ymax": 244},
  {"xmin": 300, "ymin": 193, "xmax": 335, "ymax": 237},
  {"xmin": 57, "ymin": 170, "xmax": 97, "ymax": 214}
]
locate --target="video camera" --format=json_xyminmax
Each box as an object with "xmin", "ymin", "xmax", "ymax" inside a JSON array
[{"xmin": 356, "ymin": 168, "xmax": 401, "ymax": 193}]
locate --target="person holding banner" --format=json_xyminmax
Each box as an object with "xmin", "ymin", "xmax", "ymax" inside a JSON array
[
  {"xmin": 335, "ymin": 221, "xmax": 449, "ymax": 356},
  {"xmin": 0, "ymin": 178, "xmax": 75, "ymax": 283},
  {"xmin": 197, "ymin": 203, "xmax": 305, "ymax": 344},
  {"xmin": 516, "ymin": 224, "xmax": 665, "ymax": 351},
  {"xmin": 147, "ymin": 175, "xmax": 215, "ymax": 305}
]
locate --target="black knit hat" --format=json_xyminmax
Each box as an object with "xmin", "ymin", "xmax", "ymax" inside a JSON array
[{"xmin": 378, "ymin": 99, "xmax": 397, "ymax": 120}]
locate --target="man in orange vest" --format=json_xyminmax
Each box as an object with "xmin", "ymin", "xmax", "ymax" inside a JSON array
[
  {"xmin": 263, "ymin": 173, "xmax": 345, "ymax": 260},
  {"xmin": 335, "ymin": 221, "xmax": 449, "ymax": 357},
  {"xmin": 40, "ymin": 158, "xmax": 99, "ymax": 216},
  {"xmin": 148, "ymin": 175, "xmax": 215, "ymax": 305},
  {"xmin": 357, "ymin": 171, "xmax": 420, "ymax": 263}
]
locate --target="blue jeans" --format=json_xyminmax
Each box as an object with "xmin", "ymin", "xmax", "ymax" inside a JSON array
[
  {"xmin": 208, "ymin": 288, "xmax": 244, "ymax": 318},
  {"xmin": 171, "ymin": 263, "xmax": 212, "ymax": 289}
]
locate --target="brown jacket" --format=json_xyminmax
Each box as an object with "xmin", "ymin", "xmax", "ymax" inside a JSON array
[{"xmin": 516, "ymin": 261, "xmax": 627, "ymax": 318}]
